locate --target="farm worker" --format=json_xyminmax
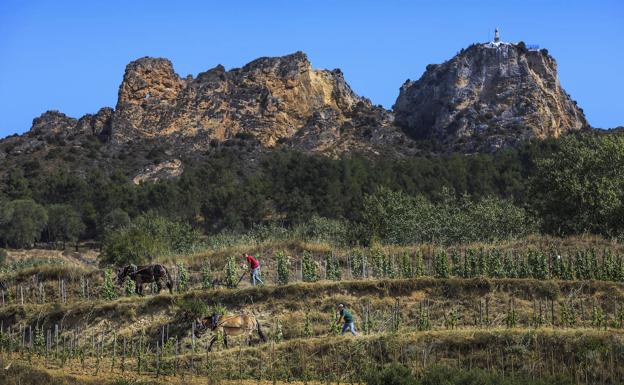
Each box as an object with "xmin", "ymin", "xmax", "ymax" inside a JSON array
[
  {"xmin": 243, "ymin": 253, "xmax": 264, "ymax": 286},
  {"xmin": 336, "ymin": 303, "xmax": 357, "ymax": 336}
]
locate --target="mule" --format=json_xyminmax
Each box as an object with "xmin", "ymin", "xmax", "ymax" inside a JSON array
[
  {"xmin": 116, "ymin": 264, "xmax": 173, "ymax": 295},
  {"xmin": 195, "ymin": 313, "xmax": 266, "ymax": 351}
]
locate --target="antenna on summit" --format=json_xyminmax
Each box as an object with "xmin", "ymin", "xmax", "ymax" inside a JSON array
[{"xmin": 494, "ymin": 27, "xmax": 500, "ymax": 43}]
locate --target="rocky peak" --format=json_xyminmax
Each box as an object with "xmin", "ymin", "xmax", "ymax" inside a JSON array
[
  {"xmin": 110, "ymin": 52, "xmax": 377, "ymax": 148},
  {"xmin": 29, "ymin": 110, "xmax": 77, "ymax": 135},
  {"xmin": 393, "ymin": 42, "xmax": 589, "ymax": 151},
  {"xmin": 75, "ymin": 107, "xmax": 114, "ymax": 139}
]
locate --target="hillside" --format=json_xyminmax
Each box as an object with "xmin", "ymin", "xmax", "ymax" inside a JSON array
[
  {"xmin": 1, "ymin": 237, "xmax": 624, "ymax": 384},
  {"xmin": 0, "ymin": 39, "xmax": 593, "ymax": 186}
]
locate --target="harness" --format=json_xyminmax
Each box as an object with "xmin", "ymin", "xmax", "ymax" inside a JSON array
[{"xmin": 128, "ymin": 265, "xmax": 158, "ymax": 279}]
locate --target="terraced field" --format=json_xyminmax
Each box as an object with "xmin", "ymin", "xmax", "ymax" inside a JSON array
[{"xmin": 1, "ymin": 237, "xmax": 624, "ymax": 384}]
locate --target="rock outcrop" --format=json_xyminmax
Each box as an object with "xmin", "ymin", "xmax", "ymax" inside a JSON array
[
  {"xmin": 110, "ymin": 52, "xmax": 400, "ymax": 153},
  {"xmin": 30, "ymin": 111, "xmax": 77, "ymax": 136},
  {"xmin": 7, "ymin": 43, "xmax": 595, "ymax": 164},
  {"xmin": 393, "ymin": 42, "xmax": 589, "ymax": 151}
]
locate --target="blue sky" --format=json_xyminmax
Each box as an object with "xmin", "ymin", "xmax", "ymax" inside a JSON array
[{"xmin": 0, "ymin": 0, "xmax": 622, "ymax": 137}]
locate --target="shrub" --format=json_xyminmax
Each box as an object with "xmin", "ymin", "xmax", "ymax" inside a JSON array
[
  {"xmin": 433, "ymin": 251, "xmax": 449, "ymax": 278},
  {"xmin": 201, "ymin": 262, "xmax": 213, "ymax": 289},
  {"xmin": 176, "ymin": 298, "xmax": 210, "ymax": 319},
  {"xmin": 124, "ymin": 276, "xmax": 135, "ymax": 296},
  {"xmin": 302, "ymin": 251, "xmax": 318, "ymax": 282},
  {"xmin": 224, "ymin": 256, "xmax": 239, "ymax": 288},
  {"xmin": 101, "ymin": 212, "xmax": 200, "ymax": 265},
  {"xmin": 101, "ymin": 268, "xmax": 117, "ymax": 300},
  {"xmin": 364, "ymin": 363, "xmax": 417, "ymax": 385},
  {"xmin": 176, "ymin": 261, "xmax": 189, "ymax": 292},
  {"xmin": 325, "ymin": 253, "xmax": 341, "ymax": 281},
  {"xmin": 276, "ymin": 251, "xmax": 289, "ymax": 285},
  {"xmin": 363, "ymin": 187, "xmax": 535, "ymax": 245},
  {"xmin": 102, "ymin": 226, "xmax": 166, "ymax": 266}
]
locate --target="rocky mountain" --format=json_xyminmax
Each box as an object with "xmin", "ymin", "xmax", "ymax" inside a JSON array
[
  {"xmin": 0, "ymin": 42, "xmax": 595, "ymax": 182},
  {"xmin": 394, "ymin": 41, "xmax": 589, "ymax": 151},
  {"xmin": 110, "ymin": 52, "xmax": 405, "ymax": 154}
]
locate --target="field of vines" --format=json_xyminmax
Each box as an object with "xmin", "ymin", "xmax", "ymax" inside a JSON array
[{"xmin": 1, "ymin": 240, "xmax": 624, "ymax": 384}]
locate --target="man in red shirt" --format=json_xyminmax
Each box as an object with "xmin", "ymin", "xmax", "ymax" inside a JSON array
[{"xmin": 244, "ymin": 253, "xmax": 264, "ymax": 286}]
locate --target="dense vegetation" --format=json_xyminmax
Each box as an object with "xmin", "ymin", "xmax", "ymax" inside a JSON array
[{"xmin": 2, "ymin": 132, "xmax": 624, "ymax": 253}]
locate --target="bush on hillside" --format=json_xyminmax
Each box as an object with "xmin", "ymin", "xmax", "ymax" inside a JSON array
[
  {"xmin": 363, "ymin": 187, "xmax": 536, "ymax": 245},
  {"xmin": 0, "ymin": 199, "xmax": 48, "ymax": 248},
  {"xmin": 46, "ymin": 204, "xmax": 85, "ymax": 247},
  {"xmin": 364, "ymin": 363, "xmax": 418, "ymax": 385},
  {"xmin": 101, "ymin": 212, "xmax": 200, "ymax": 266}
]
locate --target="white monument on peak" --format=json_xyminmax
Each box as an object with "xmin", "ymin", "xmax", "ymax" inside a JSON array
[{"xmin": 494, "ymin": 28, "xmax": 500, "ymax": 43}]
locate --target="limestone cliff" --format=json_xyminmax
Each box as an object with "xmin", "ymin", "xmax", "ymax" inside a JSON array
[
  {"xmin": 393, "ymin": 42, "xmax": 589, "ymax": 151},
  {"xmin": 111, "ymin": 52, "xmax": 401, "ymax": 153}
]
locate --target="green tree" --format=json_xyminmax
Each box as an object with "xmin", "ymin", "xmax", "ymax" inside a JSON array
[
  {"xmin": 0, "ymin": 199, "xmax": 47, "ymax": 248},
  {"xmin": 101, "ymin": 227, "xmax": 166, "ymax": 266},
  {"xmin": 99, "ymin": 208, "xmax": 130, "ymax": 237},
  {"xmin": 532, "ymin": 134, "xmax": 624, "ymax": 236},
  {"xmin": 46, "ymin": 204, "xmax": 85, "ymax": 248}
]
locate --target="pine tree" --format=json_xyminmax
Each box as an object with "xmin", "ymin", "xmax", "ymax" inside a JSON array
[
  {"xmin": 433, "ymin": 251, "xmax": 449, "ymax": 278},
  {"xmin": 276, "ymin": 251, "xmax": 290, "ymax": 285},
  {"xmin": 101, "ymin": 268, "xmax": 117, "ymax": 300},
  {"xmin": 302, "ymin": 251, "xmax": 318, "ymax": 282}
]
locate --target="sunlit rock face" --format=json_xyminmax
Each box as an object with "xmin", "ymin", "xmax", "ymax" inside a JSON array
[{"xmin": 394, "ymin": 42, "xmax": 589, "ymax": 152}]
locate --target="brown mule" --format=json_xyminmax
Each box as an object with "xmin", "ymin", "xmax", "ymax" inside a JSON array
[
  {"xmin": 116, "ymin": 264, "xmax": 173, "ymax": 295},
  {"xmin": 195, "ymin": 313, "xmax": 266, "ymax": 351}
]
